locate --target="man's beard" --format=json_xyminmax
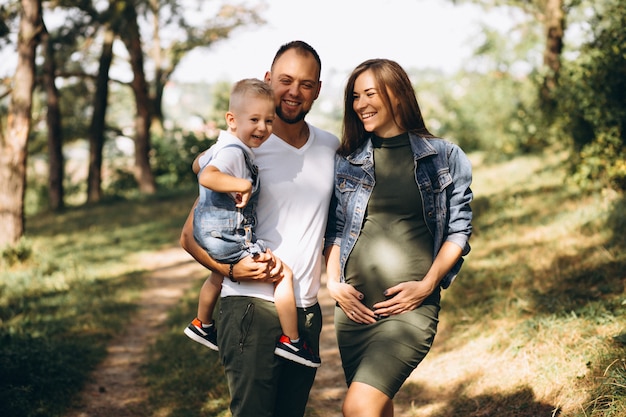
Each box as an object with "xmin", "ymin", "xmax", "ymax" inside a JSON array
[{"xmin": 276, "ymin": 106, "xmax": 308, "ymax": 124}]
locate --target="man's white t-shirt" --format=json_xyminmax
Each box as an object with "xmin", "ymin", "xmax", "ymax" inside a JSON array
[{"xmin": 220, "ymin": 123, "xmax": 339, "ymax": 307}]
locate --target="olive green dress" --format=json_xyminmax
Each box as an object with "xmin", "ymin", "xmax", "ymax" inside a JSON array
[{"xmin": 335, "ymin": 133, "xmax": 441, "ymax": 398}]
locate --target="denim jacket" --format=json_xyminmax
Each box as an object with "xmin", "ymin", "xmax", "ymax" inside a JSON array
[{"xmin": 324, "ymin": 133, "xmax": 473, "ymax": 289}]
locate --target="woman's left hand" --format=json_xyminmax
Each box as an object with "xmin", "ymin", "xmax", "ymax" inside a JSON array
[{"xmin": 372, "ymin": 280, "xmax": 435, "ymax": 317}]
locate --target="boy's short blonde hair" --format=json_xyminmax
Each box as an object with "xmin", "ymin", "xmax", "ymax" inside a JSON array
[{"xmin": 229, "ymin": 78, "xmax": 274, "ymax": 112}]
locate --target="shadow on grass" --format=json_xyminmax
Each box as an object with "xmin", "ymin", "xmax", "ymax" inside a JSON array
[
  {"xmin": 530, "ymin": 251, "xmax": 625, "ymax": 315},
  {"xmin": 396, "ymin": 382, "xmax": 558, "ymax": 417},
  {"xmin": 27, "ymin": 190, "xmax": 195, "ymax": 236},
  {"xmin": 24, "ymin": 189, "xmax": 197, "ymax": 267},
  {"xmin": 606, "ymin": 192, "xmax": 626, "ymax": 250},
  {"xmin": 437, "ymin": 171, "xmax": 626, "ymax": 416},
  {"xmin": 471, "ymin": 183, "xmax": 582, "ymax": 237},
  {"xmin": 450, "ymin": 174, "xmax": 626, "ymax": 319},
  {"xmin": 0, "ymin": 272, "xmax": 144, "ymax": 417},
  {"xmin": 0, "ymin": 190, "xmax": 203, "ymax": 417}
]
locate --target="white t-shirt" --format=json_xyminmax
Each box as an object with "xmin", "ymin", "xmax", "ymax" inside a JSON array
[
  {"xmin": 198, "ymin": 130, "xmax": 254, "ymax": 201},
  {"xmin": 220, "ymin": 123, "xmax": 339, "ymax": 307}
]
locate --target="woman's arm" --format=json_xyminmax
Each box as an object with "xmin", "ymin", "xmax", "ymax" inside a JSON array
[
  {"xmin": 324, "ymin": 245, "xmax": 375, "ymax": 324},
  {"xmin": 446, "ymin": 143, "xmax": 473, "ymax": 254}
]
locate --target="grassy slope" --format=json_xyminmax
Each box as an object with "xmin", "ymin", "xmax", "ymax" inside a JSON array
[
  {"xmin": 404, "ymin": 151, "xmax": 626, "ymax": 417},
  {"xmin": 1, "ymin": 152, "xmax": 624, "ymax": 417}
]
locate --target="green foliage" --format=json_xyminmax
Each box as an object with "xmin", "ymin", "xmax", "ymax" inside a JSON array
[
  {"xmin": 570, "ymin": 129, "xmax": 626, "ymax": 191},
  {"xmin": 0, "ymin": 336, "xmax": 101, "ymax": 417},
  {"xmin": 149, "ymin": 80, "xmax": 228, "ymax": 191},
  {"xmin": 106, "ymin": 82, "xmax": 136, "ymax": 132},
  {"xmin": 29, "ymin": 57, "xmax": 102, "ymax": 155},
  {"xmin": 555, "ymin": 0, "xmax": 626, "ymax": 190},
  {"xmin": 0, "ymin": 275, "xmax": 138, "ymax": 417},
  {"xmin": 410, "ymin": 15, "xmax": 549, "ymax": 159},
  {"xmin": 24, "ymin": 173, "xmax": 49, "ymax": 217},
  {"xmin": 0, "ymin": 1, "xmax": 19, "ymax": 45},
  {"xmin": 105, "ymin": 167, "xmax": 139, "ymax": 196},
  {"xmin": 151, "ymin": 129, "xmax": 215, "ymax": 189},
  {"xmin": 1, "ymin": 238, "xmax": 33, "ymax": 266},
  {"xmin": 417, "ymin": 69, "xmax": 543, "ymax": 158},
  {"xmin": 209, "ymin": 80, "xmax": 231, "ymax": 132}
]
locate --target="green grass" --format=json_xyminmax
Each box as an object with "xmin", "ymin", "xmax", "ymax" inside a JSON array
[
  {"xmin": 142, "ymin": 293, "xmax": 231, "ymax": 417},
  {"xmin": 1, "ymin": 152, "xmax": 625, "ymax": 417},
  {"xmin": 0, "ymin": 188, "xmax": 198, "ymax": 417},
  {"xmin": 416, "ymin": 151, "xmax": 626, "ymax": 416}
]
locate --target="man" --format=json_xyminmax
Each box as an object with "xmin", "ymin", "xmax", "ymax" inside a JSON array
[{"xmin": 180, "ymin": 40, "xmax": 339, "ymax": 417}]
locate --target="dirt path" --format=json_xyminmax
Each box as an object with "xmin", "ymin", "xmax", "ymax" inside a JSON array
[
  {"xmin": 66, "ymin": 248, "xmax": 207, "ymax": 417},
  {"xmin": 307, "ymin": 284, "xmax": 347, "ymax": 416},
  {"xmin": 64, "ymin": 247, "xmax": 348, "ymax": 417},
  {"xmin": 62, "ymin": 246, "xmax": 566, "ymax": 417}
]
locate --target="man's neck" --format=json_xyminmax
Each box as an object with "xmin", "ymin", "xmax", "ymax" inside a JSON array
[{"xmin": 272, "ymin": 119, "xmax": 310, "ymax": 149}]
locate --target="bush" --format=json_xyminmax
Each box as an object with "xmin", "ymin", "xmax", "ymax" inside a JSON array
[
  {"xmin": 151, "ymin": 129, "xmax": 215, "ymax": 188},
  {"xmin": 555, "ymin": 0, "xmax": 626, "ymax": 190},
  {"xmin": 1, "ymin": 238, "xmax": 33, "ymax": 266}
]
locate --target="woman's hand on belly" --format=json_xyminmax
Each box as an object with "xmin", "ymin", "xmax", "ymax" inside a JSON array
[
  {"xmin": 328, "ymin": 279, "xmax": 377, "ymax": 324},
  {"xmin": 372, "ymin": 280, "xmax": 436, "ymax": 317}
]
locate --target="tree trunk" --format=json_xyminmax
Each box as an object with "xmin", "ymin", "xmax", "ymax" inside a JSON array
[
  {"xmin": 87, "ymin": 25, "xmax": 115, "ymax": 203},
  {"xmin": 43, "ymin": 27, "xmax": 65, "ymax": 211},
  {"xmin": 0, "ymin": 0, "xmax": 42, "ymax": 247},
  {"xmin": 151, "ymin": 68, "xmax": 165, "ymax": 136},
  {"xmin": 121, "ymin": 2, "xmax": 156, "ymax": 194},
  {"xmin": 540, "ymin": 0, "xmax": 565, "ymax": 111},
  {"xmin": 149, "ymin": 0, "xmax": 164, "ymax": 136}
]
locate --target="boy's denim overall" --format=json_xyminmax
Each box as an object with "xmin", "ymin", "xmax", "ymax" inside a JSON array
[{"xmin": 193, "ymin": 144, "xmax": 266, "ymax": 264}]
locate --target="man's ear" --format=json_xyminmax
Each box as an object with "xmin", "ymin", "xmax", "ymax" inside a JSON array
[{"xmin": 314, "ymin": 80, "xmax": 322, "ymax": 100}]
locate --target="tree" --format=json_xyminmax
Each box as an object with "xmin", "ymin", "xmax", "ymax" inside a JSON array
[
  {"xmin": 1, "ymin": 0, "xmax": 264, "ymax": 217},
  {"xmin": 112, "ymin": 0, "xmax": 264, "ymax": 194},
  {"xmin": 87, "ymin": 1, "xmax": 117, "ymax": 203},
  {"xmin": 42, "ymin": 22, "xmax": 65, "ymax": 210},
  {"xmin": 118, "ymin": 0, "xmax": 156, "ymax": 194},
  {"xmin": 0, "ymin": 0, "xmax": 42, "ymax": 247},
  {"xmin": 540, "ymin": 0, "xmax": 565, "ymax": 112},
  {"xmin": 144, "ymin": 0, "xmax": 264, "ymax": 134},
  {"xmin": 556, "ymin": 0, "xmax": 626, "ymax": 189},
  {"xmin": 454, "ymin": 0, "xmax": 566, "ymax": 112}
]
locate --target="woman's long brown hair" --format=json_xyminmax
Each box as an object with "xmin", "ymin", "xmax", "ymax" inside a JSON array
[{"xmin": 340, "ymin": 59, "xmax": 433, "ymax": 156}]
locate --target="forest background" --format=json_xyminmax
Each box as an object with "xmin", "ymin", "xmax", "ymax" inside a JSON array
[{"xmin": 0, "ymin": 0, "xmax": 625, "ymax": 416}]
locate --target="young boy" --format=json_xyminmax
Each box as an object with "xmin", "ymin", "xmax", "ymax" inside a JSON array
[{"xmin": 183, "ymin": 78, "xmax": 320, "ymax": 368}]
